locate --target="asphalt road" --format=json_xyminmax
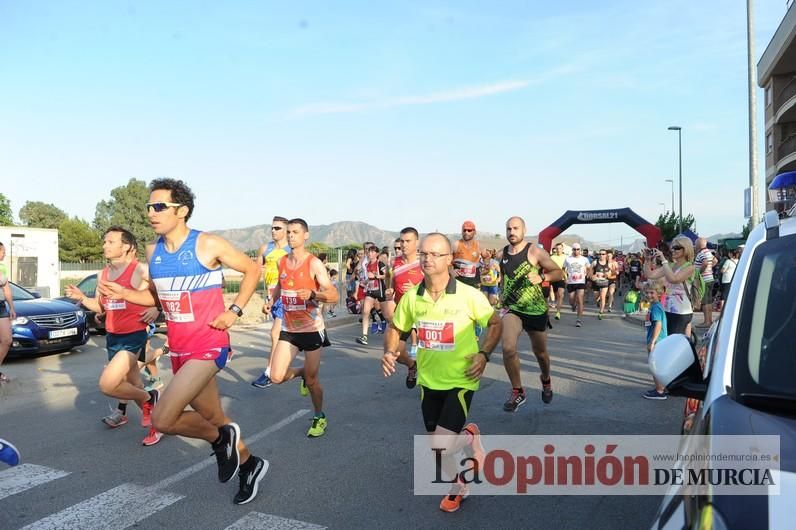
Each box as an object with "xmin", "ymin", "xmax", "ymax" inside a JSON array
[{"xmin": 0, "ymin": 307, "xmax": 683, "ymax": 529}]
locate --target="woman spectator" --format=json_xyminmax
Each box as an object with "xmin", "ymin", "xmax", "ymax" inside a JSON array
[
  {"xmin": 0, "ymin": 242, "xmax": 16, "ymax": 384},
  {"xmin": 644, "ymin": 236, "xmax": 695, "ymax": 337},
  {"xmin": 344, "ymin": 248, "xmax": 359, "ymax": 297}
]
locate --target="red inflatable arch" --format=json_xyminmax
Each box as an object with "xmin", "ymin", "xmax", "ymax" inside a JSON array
[{"xmin": 538, "ymin": 208, "xmax": 662, "ymax": 251}]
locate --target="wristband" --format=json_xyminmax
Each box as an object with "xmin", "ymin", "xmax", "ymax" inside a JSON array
[
  {"xmin": 228, "ymin": 304, "xmax": 243, "ymax": 317},
  {"xmin": 478, "ymin": 351, "xmax": 491, "ymax": 362}
]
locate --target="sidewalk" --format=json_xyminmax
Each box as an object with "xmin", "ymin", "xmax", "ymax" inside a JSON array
[{"xmin": 623, "ymin": 308, "xmax": 719, "ymax": 329}]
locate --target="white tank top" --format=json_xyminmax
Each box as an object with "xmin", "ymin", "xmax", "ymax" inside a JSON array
[{"xmin": 663, "ymin": 262, "xmax": 693, "ymax": 315}]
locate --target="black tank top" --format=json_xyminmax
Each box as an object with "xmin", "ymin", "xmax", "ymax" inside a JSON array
[{"xmin": 500, "ymin": 244, "xmax": 547, "ymax": 315}]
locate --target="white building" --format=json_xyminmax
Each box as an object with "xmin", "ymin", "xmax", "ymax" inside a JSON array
[{"xmin": 0, "ymin": 226, "xmax": 60, "ymax": 298}]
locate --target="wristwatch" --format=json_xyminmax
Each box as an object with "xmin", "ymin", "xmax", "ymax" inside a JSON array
[
  {"xmin": 228, "ymin": 304, "xmax": 243, "ymax": 317},
  {"xmin": 478, "ymin": 350, "xmax": 491, "ymax": 362}
]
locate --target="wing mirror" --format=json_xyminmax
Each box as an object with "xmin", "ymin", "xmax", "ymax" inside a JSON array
[{"xmin": 648, "ymin": 334, "xmax": 707, "ymax": 400}]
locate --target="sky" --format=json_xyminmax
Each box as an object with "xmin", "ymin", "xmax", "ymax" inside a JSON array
[{"xmin": 0, "ymin": 0, "xmax": 789, "ymax": 247}]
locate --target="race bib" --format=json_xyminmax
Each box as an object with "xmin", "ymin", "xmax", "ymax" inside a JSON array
[
  {"xmin": 417, "ymin": 320, "xmax": 455, "ymax": 351},
  {"xmin": 281, "ymin": 290, "xmax": 307, "ymax": 312},
  {"xmin": 644, "ymin": 319, "xmax": 651, "ymax": 327},
  {"xmin": 105, "ymin": 299, "xmax": 127, "ymax": 311},
  {"xmin": 160, "ymin": 291, "xmax": 195, "ymax": 323},
  {"xmin": 367, "ymin": 279, "xmax": 380, "ymax": 291},
  {"xmin": 457, "ymin": 264, "xmax": 477, "ymax": 278}
]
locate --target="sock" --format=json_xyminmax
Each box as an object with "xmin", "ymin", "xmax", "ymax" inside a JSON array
[
  {"xmin": 264, "ymin": 366, "xmax": 270, "ymax": 377},
  {"xmin": 118, "ymin": 403, "xmax": 127, "ymax": 414},
  {"xmin": 314, "ymin": 412, "xmax": 325, "ymax": 419},
  {"xmin": 239, "ymin": 456, "xmax": 257, "ymax": 472}
]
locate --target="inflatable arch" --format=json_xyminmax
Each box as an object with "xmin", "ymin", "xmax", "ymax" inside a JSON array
[{"xmin": 538, "ymin": 208, "xmax": 662, "ymax": 251}]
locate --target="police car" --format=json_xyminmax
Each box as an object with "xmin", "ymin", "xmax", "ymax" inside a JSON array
[{"xmin": 648, "ymin": 207, "xmax": 796, "ymax": 529}]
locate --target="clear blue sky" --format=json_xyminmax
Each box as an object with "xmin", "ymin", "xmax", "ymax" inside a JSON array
[{"xmin": 0, "ymin": 1, "xmax": 787, "ymax": 245}]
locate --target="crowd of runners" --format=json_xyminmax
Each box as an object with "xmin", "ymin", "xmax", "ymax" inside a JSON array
[{"xmin": 0, "ymin": 177, "xmax": 737, "ymax": 513}]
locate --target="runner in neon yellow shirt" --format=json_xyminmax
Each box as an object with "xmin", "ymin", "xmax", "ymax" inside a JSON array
[{"xmin": 382, "ymin": 233, "xmax": 502, "ymax": 514}]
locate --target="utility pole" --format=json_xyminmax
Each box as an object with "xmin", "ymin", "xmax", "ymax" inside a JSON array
[{"xmin": 748, "ymin": 0, "xmax": 760, "ymax": 226}]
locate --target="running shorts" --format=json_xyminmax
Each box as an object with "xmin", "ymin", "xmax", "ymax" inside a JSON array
[
  {"xmin": 106, "ymin": 330, "xmax": 148, "ymax": 362},
  {"xmin": 279, "ymin": 329, "xmax": 331, "ymax": 352},
  {"xmin": 420, "ymin": 386, "xmax": 474, "ymax": 433},
  {"xmin": 169, "ymin": 346, "xmax": 232, "ymax": 373},
  {"xmin": 505, "ymin": 310, "xmax": 552, "ymax": 333}
]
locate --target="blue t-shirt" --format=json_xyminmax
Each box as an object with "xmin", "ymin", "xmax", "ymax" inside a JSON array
[{"xmin": 645, "ymin": 302, "xmax": 668, "ymax": 345}]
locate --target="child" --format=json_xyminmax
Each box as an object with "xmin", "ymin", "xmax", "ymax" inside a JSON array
[
  {"xmin": 326, "ymin": 269, "xmax": 339, "ymax": 317},
  {"xmin": 642, "ymin": 282, "xmax": 668, "ymax": 400}
]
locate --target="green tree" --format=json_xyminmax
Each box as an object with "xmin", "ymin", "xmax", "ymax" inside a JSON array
[
  {"xmin": 655, "ymin": 211, "xmax": 695, "ymax": 241},
  {"xmin": 93, "ymin": 178, "xmax": 155, "ymax": 256},
  {"xmin": 308, "ymin": 241, "xmax": 332, "ymax": 256},
  {"xmin": 0, "ymin": 193, "xmax": 13, "ymax": 225},
  {"xmin": 19, "ymin": 201, "xmax": 68, "ymax": 228},
  {"xmin": 59, "ymin": 218, "xmax": 103, "ymax": 262}
]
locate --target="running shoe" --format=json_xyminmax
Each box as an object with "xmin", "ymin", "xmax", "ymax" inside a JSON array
[
  {"xmin": 377, "ymin": 321, "xmax": 386, "ymax": 333},
  {"xmin": 307, "ymin": 415, "xmax": 327, "ymax": 438},
  {"xmin": 251, "ymin": 372, "xmax": 273, "ymax": 388},
  {"xmin": 405, "ymin": 363, "xmax": 418, "ymax": 389},
  {"xmin": 598, "ymin": 312, "xmax": 604, "ymax": 320},
  {"xmin": 575, "ymin": 319, "xmax": 582, "ymax": 327},
  {"xmin": 541, "ymin": 376, "xmax": 553, "ymax": 404},
  {"xmin": 642, "ymin": 389, "xmax": 668, "ymax": 401},
  {"xmin": 370, "ymin": 322, "xmax": 379, "ymax": 334},
  {"xmin": 299, "ymin": 377, "xmax": 309, "ymax": 397},
  {"xmin": 144, "ymin": 377, "xmax": 164, "ymax": 392},
  {"xmin": 503, "ymin": 388, "xmax": 526, "ymax": 412},
  {"xmin": 141, "ymin": 389, "xmax": 159, "ymax": 427},
  {"xmin": 234, "ymin": 456, "xmax": 269, "ymax": 505},
  {"xmin": 102, "ymin": 409, "xmax": 129, "ymax": 428},
  {"xmin": 356, "ymin": 335, "xmax": 368, "ymax": 345},
  {"xmin": 142, "ymin": 427, "xmax": 163, "ymax": 446},
  {"xmin": 554, "ymin": 311, "xmax": 561, "ymax": 320},
  {"xmin": 607, "ymin": 307, "xmax": 613, "ymax": 313},
  {"xmin": 462, "ymin": 423, "xmax": 485, "ymax": 472},
  {"xmin": 212, "ymin": 423, "xmax": 241, "ymax": 483},
  {"xmin": 439, "ymin": 480, "xmax": 470, "ymax": 513},
  {"xmin": 0, "ymin": 438, "xmax": 20, "ymax": 466},
  {"xmin": 0, "ymin": 372, "xmax": 9, "ymax": 384}
]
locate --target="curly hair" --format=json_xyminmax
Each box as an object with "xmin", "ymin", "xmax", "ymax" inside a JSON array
[{"xmin": 149, "ymin": 178, "xmax": 196, "ymax": 221}]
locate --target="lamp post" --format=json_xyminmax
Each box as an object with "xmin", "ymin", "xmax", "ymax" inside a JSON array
[
  {"xmin": 658, "ymin": 202, "xmax": 667, "ymax": 215},
  {"xmin": 665, "ymin": 178, "xmax": 675, "ymax": 216},
  {"xmin": 668, "ymin": 126, "xmax": 683, "ymax": 234}
]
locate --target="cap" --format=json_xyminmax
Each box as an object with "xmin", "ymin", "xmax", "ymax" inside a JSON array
[{"xmin": 462, "ymin": 221, "xmax": 476, "ymax": 231}]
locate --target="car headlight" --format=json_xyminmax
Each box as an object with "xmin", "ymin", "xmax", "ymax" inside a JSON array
[
  {"xmin": 12, "ymin": 316, "xmax": 29, "ymax": 325},
  {"xmin": 76, "ymin": 310, "xmax": 85, "ymax": 318}
]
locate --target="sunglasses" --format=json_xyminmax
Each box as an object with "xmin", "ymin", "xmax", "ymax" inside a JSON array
[
  {"xmin": 393, "ymin": 247, "xmax": 401, "ymax": 251},
  {"xmin": 671, "ymin": 245, "xmax": 684, "ymax": 251},
  {"xmin": 271, "ymin": 226, "xmax": 284, "ymax": 231},
  {"xmin": 463, "ymin": 229, "xmax": 474, "ymax": 233},
  {"xmin": 146, "ymin": 202, "xmax": 182, "ymax": 213}
]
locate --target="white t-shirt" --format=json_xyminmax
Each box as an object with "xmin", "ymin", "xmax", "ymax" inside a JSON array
[
  {"xmin": 563, "ymin": 256, "xmax": 590, "ymax": 285},
  {"xmin": 694, "ymin": 249, "xmax": 715, "ymax": 283},
  {"xmin": 721, "ymin": 258, "xmax": 738, "ymax": 284}
]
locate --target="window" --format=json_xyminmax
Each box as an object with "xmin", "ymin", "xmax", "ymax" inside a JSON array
[
  {"xmin": 767, "ymin": 132, "xmax": 773, "ymax": 154},
  {"xmin": 765, "ymin": 83, "xmax": 772, "ymax": 108}
]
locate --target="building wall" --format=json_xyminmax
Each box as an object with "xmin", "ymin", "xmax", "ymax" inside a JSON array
[{"xmin": 0, "ymin": 227, "xmax": 60, "ymax": 298}]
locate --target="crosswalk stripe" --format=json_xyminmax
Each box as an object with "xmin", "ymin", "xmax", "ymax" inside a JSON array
[
  {"xmin": 224, "ymin": 511, "xmax": 326, "ymax": 529},
  {"xmin": 0, "ymin": 464, "xmax": 70, "ymax": 501},
  {"xmin": 20, "ymin": 483, "xmax": 184, "ymax": 530}
]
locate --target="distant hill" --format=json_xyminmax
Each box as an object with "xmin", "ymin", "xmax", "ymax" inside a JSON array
[{"xmin": 213, "ymin": 220, "xmax": 610, "ymax": 254}]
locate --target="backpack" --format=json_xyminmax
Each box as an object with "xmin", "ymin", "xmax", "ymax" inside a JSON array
[{"xmin": 682, "ymin": 262, "xmax": 706, "ymax": 311}]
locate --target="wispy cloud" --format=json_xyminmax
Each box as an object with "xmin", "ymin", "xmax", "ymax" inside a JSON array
[{"xmin": 292, "ymin": 65, "xmax": 578, "ymax": 117}]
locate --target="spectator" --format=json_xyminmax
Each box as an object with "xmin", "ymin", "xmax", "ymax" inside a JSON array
[
  {"xmin": 694, "ymin": 238, "xmax": 716, "ymax": 328},
  {"xmin": 641, "ymin": 282, "xmax": 668, "ymax": 400},
  {"xmin": 718, "ymin": 249, "xmax": 739, "ymax": 312},
  {"xmin": 644, "ymin": 236, "xmax": 695, "ymax": 338}
]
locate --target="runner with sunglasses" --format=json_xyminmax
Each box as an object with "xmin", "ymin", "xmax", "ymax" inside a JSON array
[
  {"xmin": 564, "ymin": 243, "xmax": 591, "ymax": 327},
  {"xmin": 453, "ymin": 221, "xmax": 481, "ymax": 289},
  {"xmin": 252, "ymin": 216, "xmax": 290, "ymax": 388},
  {"xmin": 99, "ymin": 179, "xmax": 268, "ymax": 504}
]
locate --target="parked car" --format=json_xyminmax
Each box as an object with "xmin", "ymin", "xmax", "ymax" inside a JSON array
[
  {"xmin": 9, "ymin": 282, "xmax": 89, "ymax": 357},
  {"xmin": 57, "ymin": 273, "xmax": 165, "ymax": 334},
  {"xmin": 649, "ymin": 209, "xmax": 796, "ymax": 529}
]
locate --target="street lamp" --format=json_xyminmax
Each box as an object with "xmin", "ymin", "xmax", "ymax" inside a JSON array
[
  {"xmin": 658, "ymin": 202, "xmax": 667, "ymax": 215},
  {"xmin": 665, "ymin": 178, "xmax": 675, "ymax": 216},
  {"xmin": 668, "ymin": 126, "xmax": 683, "ymax": 234}
]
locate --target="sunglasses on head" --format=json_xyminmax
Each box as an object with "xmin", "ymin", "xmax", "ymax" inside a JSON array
[
  {"xmin": 671, "ymin": 245, "xmax": 684, "ymax": 251},
  {"xmin": 146, "ymin": 202, "xmax": 182, "ymax": 213}
]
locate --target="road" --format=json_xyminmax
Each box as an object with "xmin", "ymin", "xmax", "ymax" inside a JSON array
[{"xmin": 0, "ymin": 308, "xmax": 683, "ymax": 529}]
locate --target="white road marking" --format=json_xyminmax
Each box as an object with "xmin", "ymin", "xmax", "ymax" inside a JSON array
[
  {"xmin": 224, "ymin": 511, "xmax": 326, "ymax": 530},
  {"xmin": 151, "ymin": 408, "xmax": 310, "ymax": 490},
  {"xmin": 19, "ymin": 483, "xmax": 183, "ymax": 530},
  {"xmin": 0, "ymin": 464, "xmax": 70, "ymax": 501}
]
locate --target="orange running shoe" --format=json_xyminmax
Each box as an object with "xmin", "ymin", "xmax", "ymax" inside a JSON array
[
  {"xmin": 463, "ymin": 423, "xmax": 486, "ymax": 473},
  {"xmin": 439, "ymin": 480, "xmax": 470, "ymax": 513},
  {"xmin": 142, "ymin": 427, "xmax": 163, "ymax": 446}
]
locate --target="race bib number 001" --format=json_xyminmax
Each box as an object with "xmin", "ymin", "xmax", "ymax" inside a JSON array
[
  {"xmin": 417, "ymin": 320, "xmax": 455, "ymax": 351},
  {"xmin": 281, "ymin": 290, "xmax": 307, "ymax": 312},
  {"xmin": 160, "ymin": 291, "xmax": 195, "ymax": 323}
]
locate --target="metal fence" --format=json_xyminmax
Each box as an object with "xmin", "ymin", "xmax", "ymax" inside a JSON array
[{"xmin": 60, "ymin": 261, "xmax": 105, "ymax": 271}]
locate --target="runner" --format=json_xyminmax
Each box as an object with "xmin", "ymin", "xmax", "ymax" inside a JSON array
[
  {"xmin": 591, "ymin": 249, "xmax": 610, "ymax": 320},
  {"xmin": 564, "ymin": 243, "xmax": 591, "ymax": 327},
  {"xmin": 549, "ymin": 242, "xmax": 567, "ymax": 320},
  {"xmin": 0, "ymin": 242, "xmax": 15, "ymax": 384},
  {"xmin": 251, "ymin": 216, "xmax": 290, "ymax": 388},
  {"xmin": 356, "ymin": 245, "xmax": 387, "ymax": 345},
  {"xmin": 66, "ymin": 227, "xmax": 163, "ymax": 446},
  {"xmin": 479, "ymin": 248, "xmax": 500, "ymax": 307},
  {"xmin": 265, "ymin": 218, "xmax": 339, "ymax": 438},
  {"xmin": 98, "ymin": 179, "xmax": 267, "ymax": 504},
  {"xmin": 606, "ymin": 250, "xmax": 619, "ymax": 312},
  {"xmin": 628, "ymin": 253, "xmax": 642, "ymax": 289},
  {"xmin": 0, "ymin": 438, "xmax": 20, "ymax": 466},
  {"xmin": 452, "ymin": 221, "xmax": 481, "ymax": 288},
  {"xmin": 381, "ymin": 227, "xmax": 424, "ymax": 388},
  {"xmin": 382, "ymin": 232, "xmax": 502, "ymax": 513},
  {"xmin": 498, "ymin": 217, "xmax": 563, "ymax": 412}
]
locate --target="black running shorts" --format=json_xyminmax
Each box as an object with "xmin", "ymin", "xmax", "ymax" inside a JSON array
[
  {"xmin": 420, "ymin": 387, "xmax": 474, "ymax": 433},
  {"xmin": 567, "ymin": 283, "xmax": 586, "ymax": 293},
  {"xmin": 279, "ymin": 329, "xmax": 331, "ymax": 352},
  {"xmin": 508, "ymin": 310, "xmax": 552, "ymax": 333}
]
